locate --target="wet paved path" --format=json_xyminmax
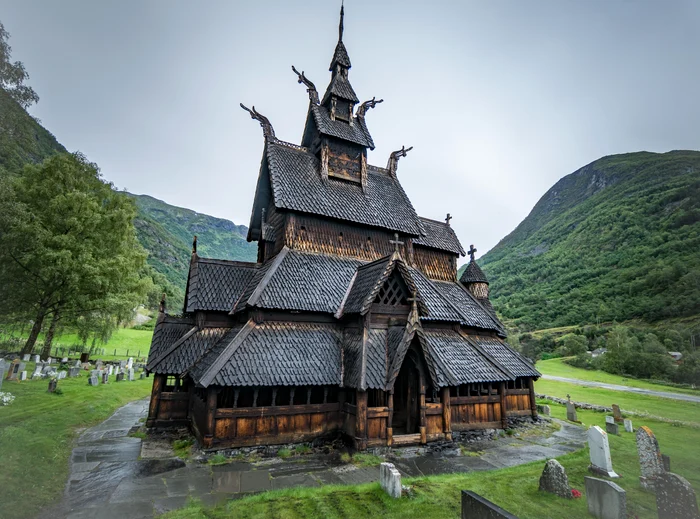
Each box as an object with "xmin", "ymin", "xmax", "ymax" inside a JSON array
[
  {"xmin": 49, "ymin": 399, "xmax": 587, "ymax": 518},
  {"xmin": 541, "ymin": 375, "xmax": 700, "ymax": 403}
]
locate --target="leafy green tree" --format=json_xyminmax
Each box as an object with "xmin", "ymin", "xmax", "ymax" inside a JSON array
[
  {"xmin": 558, "ymin": 333, "xmax": 588, "ymax": 356},
  {"xmin": 0, "ymin": 152, "xmax": 151, "ymax": 357},
  {"xmin": 0, "ymin": 21, "xmax": 39, "ymax": 109}
]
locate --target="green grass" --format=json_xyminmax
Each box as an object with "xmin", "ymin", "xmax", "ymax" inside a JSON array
[
  {"xmin": 535, "ymin": 377, "xmax": 700, "ymax": 425},
  {"xmin": 0, "ymin": 373, "xmax": 152, "ymax": 518},
  {"xmin": 537, "ymin": 357, "xmax": 700, "ymax": 396},
  {"xmin": 51, "ymin": 328, "xmax": 154, "ymax": 359},
  {"xmin": 174, "ymin": 438, "xmax": 195, "ymax": 459},
  {"xmin": 277, "ymin": 448, "xmax": 292, "ymax": 459},
  {"xmin": 209, "ymin": 453, "xmax": 228, "ymax": 466}
]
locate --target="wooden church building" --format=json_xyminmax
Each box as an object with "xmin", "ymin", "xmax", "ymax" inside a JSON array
[{"xmin": 146, "ymin": 6, "xmax": 539, "ymax": 450}]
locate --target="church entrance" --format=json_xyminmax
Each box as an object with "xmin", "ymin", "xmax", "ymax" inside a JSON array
[{"xmin": 392, "ymin": 353, "xmax": 421, "ymax": 435}]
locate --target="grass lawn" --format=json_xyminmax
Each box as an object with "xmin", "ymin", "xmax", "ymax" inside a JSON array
[
  {"xmin": 162, "ymin": 402, "xmax": 700, "ymax": 519},
  {"xmin": 40, "ymin": 327, "xmax": 154, "ymax": 361},
  {"xmin": 0, "ymin": 373, "xmax": 152, "ymax": 518},
  {"xmin": 537, "ymin": 357, "xmax": 700, "ymax": 397}
]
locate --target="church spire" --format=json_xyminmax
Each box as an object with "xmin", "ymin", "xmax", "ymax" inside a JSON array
[
  {"xmin": 339, "ymin": 2, "xmax": 344, "ymax": 41},
  {"xmin": 329, "ymin": 4, "xmax": 352, "ymax": 72}
]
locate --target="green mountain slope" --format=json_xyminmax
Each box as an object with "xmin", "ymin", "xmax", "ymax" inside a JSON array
[
  {"xmin": 0, "ymin": 90, "xmax": 257, "ymax": 312},
  {"xmin": 476, "ymin": 151, "xmax": 700, "ymax": 330}
]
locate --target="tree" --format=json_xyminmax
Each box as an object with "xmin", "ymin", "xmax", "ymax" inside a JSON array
[
  {"xmin": 0, "ymin": 20, "xmax": 39, "ymax": 109},
  {"xmin": 0, "ymin": 152, "xmax": 152, "ymax": 357}
]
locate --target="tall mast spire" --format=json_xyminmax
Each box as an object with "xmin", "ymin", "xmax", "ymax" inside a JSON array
[{"xmin": 339, "ymin": 3, "xmax": 344, "ymax": 42}]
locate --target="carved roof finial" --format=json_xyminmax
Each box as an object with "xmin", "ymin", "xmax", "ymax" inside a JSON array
[
  {"xmin": 192, "ymin": 235, "xmax": 197, "ymax": 254},
  {"xmin": 468, "ymin": 244, "xmax": 477, "ymax": 262},
  {"xmin": 387, "ymin": 145, "xmax": 413, "ymax": 178},
  {"xmin": 445, "ymin": 213, "xmax": 452, "ymax": 226},
  {"xmin": 292, "ymin": 66, "xmax": 320, "ymax": 105},
  {"xmin": 339, "ymin": 2, "xmax": 345, "ymax": 42},
  {"xmin": 389, "ymin": 232, "xmax": 404, "ymax": 254},
  {"xmin": 356, "ymin": 97, "xmax": 383, "ymax": 118},
  {"xmin": 240, "ymin": 103, "xmax": 276, "ymax": 140}
]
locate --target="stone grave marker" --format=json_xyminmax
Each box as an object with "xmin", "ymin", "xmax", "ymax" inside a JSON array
[
  {"xmin": 127, "ymin": 357, "xmax": 134, "ymax": 369},
  {"xmin": 74, "ymin": 360, "xmax": 82, "ymax": 368},
  {"xmin": 461, "ymin": 490, "xmax": 519, "ymax": 519},
  {"xmin": 47, "ymin": 378, "xmax": 57, "ymax": 393},
  {"xmin": 101, "ymin": 372, "xmax": 109, "ymax": 384},
  {"xmin": 61, "ymin": 357, "xmax": 68, "ymax": 363},
  {"xmin": 7, "ymin": 360, "xmax": 22, "ymax": 381},
  {"xmin": 584, "ymin": 476, "xmax": 626, "ymax": 519},
  {"xmin": 107, "ymin": 365, "xmax": 114, "ymax": 376},
  {"xmin": 127, "ymin": 368, "xmax": 135, "ymax": 381},
  {"xmin": 96, "ymin": 360, "xmax": 103, "ymax": 370},
  {"xmin": 536, "ymin": 404, "xmax": 551, "ymax": 416},
  {"xmin": 139, "ymin": 372, "xmax": 146, "ymax": 380},
  {"xmin": 611, "ymin": 404, "xmax": 623, "ymax": 423},
  {"xmin": 57, "ymin": 371, "xmax": 67, "ymax": 380},
  {"xmin": 116, "ymin": 372, "xmax": 125, "ymax": 382},
  {"xmin": 19, "ymin": 371, "xmax": 27, "ymax": 381},
  {"xmin": 47, "ymin": 357, "xmax": 52, "ymax": 364},
  {"xmin": 69, "ymin": 367, "xmax": 80, "ymax": 378},
  {"xmin": 566, "ymin": 401, "xmax": 578, "ymax": 422},
  {"xmin": 538, "ymin": 459, "xmax": 571, "ymax": 498},
  {"xmin": 379, "ymin": 462, "xmax": 402, "ymax": 498},
  {"xmin": 22, "ymin": 354, "xmax": 30, "ymax": 362},
  {"xmin": 623, "ymin": 419, "xmax": 633, "ymax": 433},
  {"xmin": 636, "ymin": 425, "xmax": 664, "ymax": 490},
  {"xmin": 588, "ymin": 426, "xmax": 619, "ymax": 478},
  {"xmin": 34, "ymin": 355, "xmax": 40, "ymax": 363},
  {"xmin": 662, "ymin": 454, "xmax": 671, "ymax": 472},
  {"xmin": 655, "ymin": 472, "xmax": 700, "ymax": 519},
  {"xmin": 88, "ymin": 374, "xmax": 99, "ymax": 386},
  {"xmin": 605, "ymin": 416, "xmax": 619, "ymax": 435},
  {"xmin": 32, "ymin": 365, "xmax": 43, "ymax": 380},
  {"xmin": 119, "ymin": 360, "xmax": 126, "ymax": 369},
  {"xmin": 0, "ymin": 359, "xmax": 5, "ymax": 389}
]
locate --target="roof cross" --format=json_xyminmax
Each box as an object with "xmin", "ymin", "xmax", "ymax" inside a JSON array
[
  {"xmin": 468, "ymin": 244, "xmax": 477, "ymax": 262},
  {"xmin": 445, "ymin": 213, "xmax": 452, "ymax": 226},
  {"xmin": 389, "ymin": 233, "xmax": 404, "ymax": 253}
]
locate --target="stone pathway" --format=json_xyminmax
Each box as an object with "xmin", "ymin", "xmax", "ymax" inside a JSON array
[
  {"xmin": 541, "ymin": 375, "xmax": 700, "ymax": 403},
  {"xmin": 46, "ymin": 399, "xmax": 587, "ymax": 518}
]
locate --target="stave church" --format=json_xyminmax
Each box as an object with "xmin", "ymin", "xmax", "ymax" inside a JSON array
[{"xmin": 145, "ymin": 6, "xmax": 539, "ymax": 450}]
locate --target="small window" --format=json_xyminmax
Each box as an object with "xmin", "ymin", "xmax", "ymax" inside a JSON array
[
  {"xmin": 237, "ymin": 387, "xmax": 255, "ymax": 408},
  {"xmin": 276, "ymin": 386, "xmax": 291, "ymax": 406},
  {"xmin": 257, "ymin": 387, "xmax": 274, "ymax": 407},
  {"xmin": 293, "ymin": 387, "xmax": 308, "ymax": 405},
  {"xmin": 310, "ymin": 386, "xmax": 325, "ymax": 404}
]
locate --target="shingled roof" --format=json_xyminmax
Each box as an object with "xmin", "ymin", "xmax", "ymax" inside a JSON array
[
  {"xmin": 414, "ymin": 217, "xmax": 466, "ymax": 256},
  {"xmin": 192, "ymin": 322, "xmax": 342, "ymax": 387},
  {"xmin": 460, "ymin": 259, "xmax": 489, "ymax": 284},
  {"xmin": 321, "ymin": 73, "xmax": 359, "ymax": 104},
  {"xmin": 150, "ymin": 326, "xmax": 230, "ymax": 375},
  {"xmin": 146, "ymin": 316, "xmax": 195, "ymax": 371},
  {"xmin": 257, "ymin": 141, "xmax": 422, "ymax": 235},
  {"xmin": 184, "ymin": 256, "xmax": 259, "ymax": 313},
  {"xmin": 432, "ymin": 280, "xmax": 506, "ymax": 336},
  {"xmin": 468, "ymin": 336, "xmax": 540, "ymax": 378},
  {"xmin": 309, "ymin": 104, "xmax": 374, "ymax": 148},
  {"xmin": 421, "ymin": 329, "xmax": 511, "ymax": 386}
]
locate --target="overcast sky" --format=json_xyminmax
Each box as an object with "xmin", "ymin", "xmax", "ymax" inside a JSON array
[{"xmin": 3, "ymin": 0, "xmax": 699, "ymax": 264}]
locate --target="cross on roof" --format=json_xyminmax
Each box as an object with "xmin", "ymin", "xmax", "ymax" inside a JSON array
[
  {"xmin": 445, "ymin": 213, "xmax": 452, "ymax": 226},
  {"xmin": 389, "ymin": 232, "xmax": 404, "ymax": 253},
  {"xmin": 468, "ymin": 244, "xmax": 477, "ymax": 261}
]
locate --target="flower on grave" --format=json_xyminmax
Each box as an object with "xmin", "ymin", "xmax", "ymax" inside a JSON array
[
  {"xmin": 571, "ymin": 488, "xmax": 582, "ymax": 499},
  {"xmin": 0, "ymin": 392, "xmax": 16, "ymax": 406}
]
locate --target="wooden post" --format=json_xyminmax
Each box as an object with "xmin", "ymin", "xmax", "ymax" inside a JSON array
[
  {"xmin": 528, "ymin": 378, "xmax": 538, "ymax": 419},
  {"xmin": 499, "ymin": 382, "xmax": 508, "ymax": 429},
  {"xmin": 355, "ymin": 390, "xmax": 368, "ymax": 450},
  {"xmin": 146, "ymin": 374, "xmax": 164, "ymax": 427},
  {"xmin": 419, "ymin": 386, "xmax": 427, "ymax": 444},
  {"xmin": 204, "ymin": 387, "xmax": 217, "ymax": 448},
  {"xmin": 441, "ymin": 387, "xmax": 452, "ymax": 441},
  {"xmin": 387, "ymin": 391, "xmax": 394, "ymax": 446}
]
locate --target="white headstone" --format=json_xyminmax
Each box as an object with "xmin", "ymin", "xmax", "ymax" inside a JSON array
[
  {"xmin": 588, "ymin": 426, "xmax": 619, "ymax": 478},
  {"xmin": 58, "ymin": 371, "xmax": 67, "ymax": 380},
  {"xmin": 74, "ymin": 360, "xmax": 82, "ymax": 368},
  {"xmin": 47, "ymin": 357, "xmax": 52, "ymax": 364},
  {"xmin": 624, "ymin": 419, "xmax": 633, "ymax": 433},
  {"xmin": 605, "ymin": 415, "xmax": 615, "ymax": 425},
  {"xmin": 127, "ymin": 368, "xmax": 135, "ymax": 381},
  {"xmin": 108, "ymin": 365, "xmax": 114, "ymax": 376},
  {"xmin": 34, "ymin": 355, "xmax": 40, "ymax": 363},
  {"xmin": 23, "ymin": 354, "xmax": 30, "ymax": 362},
  {"xmin": 19, "ymin": 370, "xmax": 27, "ymax": 381},
  {"xmin": 61, "ymin": 357, "xmax": 68, "ymax": 363},
  {"xmin": 379, "ymin": 462, "xmax": 402, "ymax": 498},
  {"xmin": 127, "ymin": 357, "xmax": 134, "ymax": 369},
  {"xmin": 88, "ymin": 375, "xmax": 99, "ymax": 386},
  {"xmin": 585, "ymin": 476, "xmax": 627, "ymax": 519}
]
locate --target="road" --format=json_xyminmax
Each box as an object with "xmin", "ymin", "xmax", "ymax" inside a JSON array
[{"xmin": 541, "ymin": 375, "xmax": 700, "ymax": 404}]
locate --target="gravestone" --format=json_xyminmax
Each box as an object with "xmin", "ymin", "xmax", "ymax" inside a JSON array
[
  {"xmin": 588, "ymin": 426, "xmax": 619, "ymax": 478},
  {"xmin": 47, "ymin": 357, "xmax": 52, "ymax": 364},
  {"xmin": 461, "ymin": 490, "xmax": 519, "ymax": 519},
  {"xmin": 107, "ymin": 365, "xmax": 114, "ymax": 376},
  {"xmin": 566, "ymin": 401, "xmax": 578, "ymax": 422},
  {"xmin": 536, "ymin": 404, "xmax": 551, "ymax": 416},
  {"xmin": 69, "ymin": 367, "xmax": 80, "ymax": 378},
  {"xmin": 379, "ymin": 462, "xmax": 402, "ymax": 498},
  {"xmin": 22, "ymin": 354, "xmax": 30, "ymax": 362},
  {"xmin": 140, "ymin": 372, "xmax": 146, "ymax": 380},
  {"xmin": 96, "ymin": 360, "xmax": 103, "ymax": 370},
  {"xmin": 116, "ymin": 372, "xmax": 124, "ymax": 382},
  {"xmin": 61, "ymin": 357, "xmax": 68, "ymax": 363},
  {"xmin": 662, "ymin": 454, "xmax": 671, "ymax": 472},
  {"xmin": 47, "ymin": 379, "xmax": 57, "ymax": 393},
  {"xmin": 584, "ymin": 476, "xmax": 626, "ymax": 519},
  {"xmin": 636, "ymin": 426, "xmax": 664, "ymax": 490},
  {"xmin": 88, "ymin": 374, "xmax": 99, "ymax": 386},
  {"xmin": 605, "ymin": 416, "xmax": 619, "ymax": 435},
  {"xmin": 655, "ymin": 472, "xmax": 700, "ymax": 519},
  {"xmin": 611, "ymin": 404, "xmax": 623, "ymax": 423},
  {"xmin": 74, "ymin": 360, "xmax": 82, "ymax": 368},
  {"xmin": 7, "ymin": 360, "xmax": 23, "ymax": 381},
  {"xmin": 538, "ymin": 459, "xmax": 571, "ymax": 498},
  {"xmin": 127, "ymin": 368, "xmax": 135, "ymax": 381},
  {"xmin": 127, "ymin": 357, "xmax": 134, "ymax": 369},
  {"xmin": 119, "ymin": 360, "xmax": 127, "ymax": 369},
  {"xmin": 623, "ymin": 419, "xmax": 633, "ymax": 433},
  {"xmin": 32, "ymin": 365, "xmax": 43, "ymax": 380},
  {"xmin": 57, "ymin": 371, "xmax": 67, "ymax": 380},
  {"xmin": 0, "ymin": 360, "xmax": 5, "ymax": 389},
  {"xmin": 19, "ymin": 371, "xmax": 27, "ymax": 381},
  {"xmin": 34, "ymin": 355, "xmax": 40, "ymax": 363},
  {"xmin": 101, "ymin": 372, "xmax": 109, "ymax": 384}
]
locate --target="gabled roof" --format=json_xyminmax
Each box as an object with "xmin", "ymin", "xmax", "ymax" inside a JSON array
[
  {"xmin": 321, "ymin": 73, "xmax": 359, "ymax": 104},
  {"xmin": 233, "ymin": 248, "xmax": 363, "ymax": 314},
  {"xmin": 337, "ymin": 253, "xmax": 428, "ymax": 317},
  {"xmin": 309, "ymin": 104, "xmax": 374, "ymax": 148},
  {"xmin": 414, "ymin": 217, "xmax": 466, "ymax": 256},
  {"xmin": 191, "ymin": 321, "xmax": 342, "ymax": 387},
  {"xmin": 254, "ymin": 140, "xmax": 423, "ymax": 236},
  {"xmin": 460, "ymin": 259, "xmax": 489, "ymax": 284},
  {"xmin": 329, "ymin": 40, "xmax": 351, "ymax": 70},
  {"xmin": 432, "ymin": 279, "xmax": 506, "ymax": 335},
  {"xmin": 184, "ymin": 255, "xmax": 259, "ymax": 313},
  {"xmin": 146, "ymin": 316, "xmax": 195, "ymax": 371},
  {"xmin": 467, "ymin": 335, "xmax": 540, "ymax": 379},
  {"xmin": 149, "ymin": 326, "xmax": 230, "ymax": 375}
]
